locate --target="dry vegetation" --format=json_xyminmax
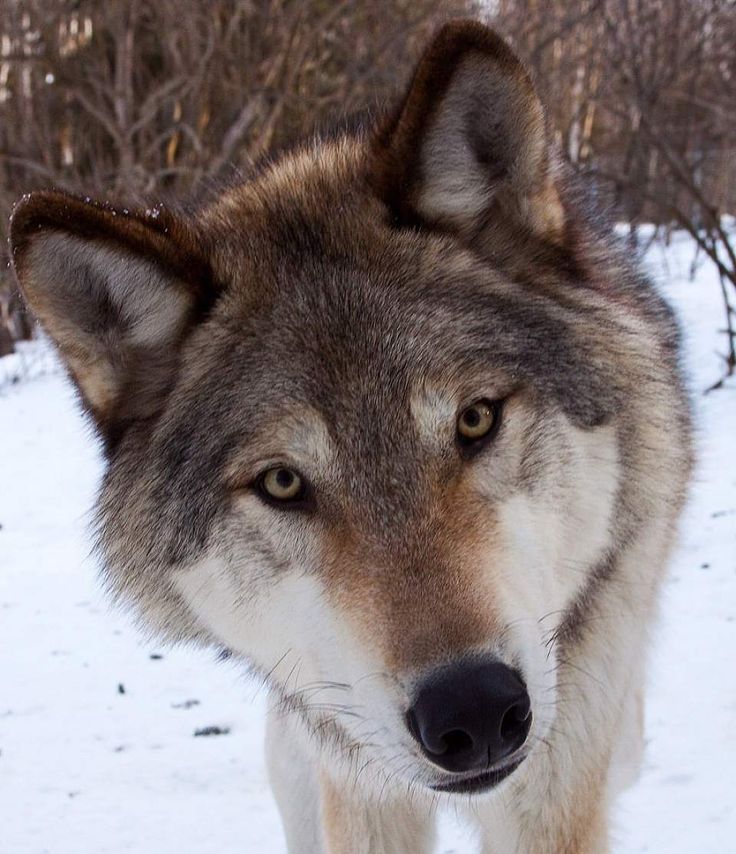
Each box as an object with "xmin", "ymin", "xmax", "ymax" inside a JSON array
[
  {"xmin": 1, "ymin": 0, "xmax": 734, "ymax": 379},
  {"xmin": 494, "ymin": 0, "xmax": 736, "ymax": 381}
]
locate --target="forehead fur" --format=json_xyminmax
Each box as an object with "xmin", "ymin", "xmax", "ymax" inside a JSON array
[
  {"xmin": 201, "ymin": 137, "xmax": 379, "ymax": 284},
  {"xmin": 189, "ymin": 135, "xmax": 616, "ymax": 425}
]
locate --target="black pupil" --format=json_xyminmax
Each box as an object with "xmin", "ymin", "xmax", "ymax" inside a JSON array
[
  {"xmin": 463, "ymin": 408, "xmax": 482, "ymax": 428},
  {"xmin": 276, "ymin": 469, "xmax": 294, "ymax": 489}
]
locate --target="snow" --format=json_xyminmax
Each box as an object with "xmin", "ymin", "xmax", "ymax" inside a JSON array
[{"xmin": 1, "ymin": 232, "xmax": 734, "ymax": 853}]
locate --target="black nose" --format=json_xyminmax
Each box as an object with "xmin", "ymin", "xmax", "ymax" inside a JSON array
[{"xmin": 406, "ymin": 659, "xmax": 532, "ymax": 774}]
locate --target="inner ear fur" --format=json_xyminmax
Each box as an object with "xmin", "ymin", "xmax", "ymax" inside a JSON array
[
  {"xmin": 10, "ymin": 191, "xmax": 215, "ymax": 442},
  {"xmin": 371, "ymin": 20, "xmax": 564, "ymax": 244}
]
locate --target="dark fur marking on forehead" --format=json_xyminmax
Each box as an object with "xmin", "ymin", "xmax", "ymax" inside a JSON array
[{"xmin": 412, "ymin": 284, "xmax": 618, "ymax": 428}]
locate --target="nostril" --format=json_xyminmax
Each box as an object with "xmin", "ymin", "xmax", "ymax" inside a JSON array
[
  {"xmin": 499, "ymin": 700, "xmax": 532, "ymax": 745},
  {"xmin": 406, "ymin": 711, "xmax": 475, "ymax": 758},
  {"xmin": 440, "ymin": 728, "xmax": 474, "ymax": 756}
]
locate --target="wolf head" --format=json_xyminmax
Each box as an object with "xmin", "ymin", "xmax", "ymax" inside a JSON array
[{"xmin": 11, "ymin": 22, "xmax": 684, "ymax": 797}]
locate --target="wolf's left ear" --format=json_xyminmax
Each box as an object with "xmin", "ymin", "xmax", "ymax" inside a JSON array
[
  {"xmin": 371, "ymin": 20, "xmax": 564, "ymax": 244},
  {"xmin": 10, "ymin": 192, "xmax": 215, "ymax": 444}
]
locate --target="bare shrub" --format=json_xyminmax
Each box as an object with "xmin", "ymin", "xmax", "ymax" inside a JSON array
[{"xmin": 0, "ymin": 0, "xmax": 474, "ymax": 349}]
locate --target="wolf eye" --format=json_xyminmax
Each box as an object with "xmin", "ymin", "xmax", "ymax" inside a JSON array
[
  {"xmin": 457, "ymin": 399, "xmax": 501, "ymax": 449},
  {"xmin": 258, "ymin": 467, "xmax": 305, "ymax": 504}
]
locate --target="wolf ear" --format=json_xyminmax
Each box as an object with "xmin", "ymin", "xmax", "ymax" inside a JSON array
[
  {"xmin": 10, "ymin": 191, "xmax": 215, "ymax": 444},
  {"xmin": 372, "ymin": 20, "xmax": 564, "ymax": 244}
]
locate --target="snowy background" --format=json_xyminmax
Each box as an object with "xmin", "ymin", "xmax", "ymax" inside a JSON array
[{"xmin": 1, "ymin": 231, "xmax": 734, "ymax": 853}]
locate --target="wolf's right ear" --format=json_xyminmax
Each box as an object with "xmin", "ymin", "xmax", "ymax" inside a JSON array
[
  {"xmin": 10, "ymin": 192, "xmax": 216, "ymax": 445},
  {"xmin": 371, "ymin": 20, "xmax": 564, "ymax": 246}
]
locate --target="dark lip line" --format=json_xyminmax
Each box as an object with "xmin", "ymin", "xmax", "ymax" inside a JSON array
[{"xmin": 429, "ymin": 758, "xmax": 524, "ymax": 795}]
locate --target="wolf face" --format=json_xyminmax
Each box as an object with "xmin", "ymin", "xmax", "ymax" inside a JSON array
[{"xmin": 11, "ymin": 22, "xmax": 689, "ymax": 805}]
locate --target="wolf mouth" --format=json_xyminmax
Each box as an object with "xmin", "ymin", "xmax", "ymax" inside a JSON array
[{"xmin": 429, "ymin": 758, "xmax": 524, "ymax": 795}]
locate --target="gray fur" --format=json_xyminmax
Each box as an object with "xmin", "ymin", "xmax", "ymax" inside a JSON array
[{"xmin": 11, "ymin": 21, "xmax": 693, "ymax": 853}]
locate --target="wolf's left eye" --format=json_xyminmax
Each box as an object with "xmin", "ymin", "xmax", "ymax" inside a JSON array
[
  {"xmin": 457, "ymin": 399, "xmax": 501, "ymax": 450},
  {"xmin": 258, "ymin": 467, "xmax": 306, "ymax": 504}
]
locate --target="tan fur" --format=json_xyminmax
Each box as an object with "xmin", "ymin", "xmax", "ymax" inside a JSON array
[{"xmin": 320, "ymin": 773, "xmax": 434, "ymax": 854}]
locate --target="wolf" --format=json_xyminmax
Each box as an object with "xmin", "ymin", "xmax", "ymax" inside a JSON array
[{"xmin": 10, "ymin": 20, "xmax": 692, "ymax": 854}]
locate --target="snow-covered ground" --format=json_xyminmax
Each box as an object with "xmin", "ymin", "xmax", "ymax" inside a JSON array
[{"xmin": 1, "ymin": 232, "xmax": 734, "ymax": 853}]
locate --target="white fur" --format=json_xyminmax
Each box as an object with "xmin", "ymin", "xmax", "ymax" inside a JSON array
[{"xmin": 170, "ymin": 413, "xmax": 641, "ymax": 853}]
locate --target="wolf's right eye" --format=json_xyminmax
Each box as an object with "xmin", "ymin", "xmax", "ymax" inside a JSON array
[
  {"xmin": 257, "ymin": 467, "xmax": 307, "ymax": 506},
  {"xmin": 456, "ymin": 398, "xmax": 503, "ymax": 457}
]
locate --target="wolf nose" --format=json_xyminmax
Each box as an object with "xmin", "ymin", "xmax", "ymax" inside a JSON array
[{"xmin": 406, "ymin": 659, "xmax": 531, "ymax": 774}]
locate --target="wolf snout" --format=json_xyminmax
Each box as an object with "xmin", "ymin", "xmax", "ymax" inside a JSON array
[{"xmin": 406, "ymin": 659, "xmax": 532, "ymax": 775}]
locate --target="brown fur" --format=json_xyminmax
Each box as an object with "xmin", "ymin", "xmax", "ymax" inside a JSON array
[{"xmin": 10, "ymin": 191, "xmax": 211, "ymax": 289}]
